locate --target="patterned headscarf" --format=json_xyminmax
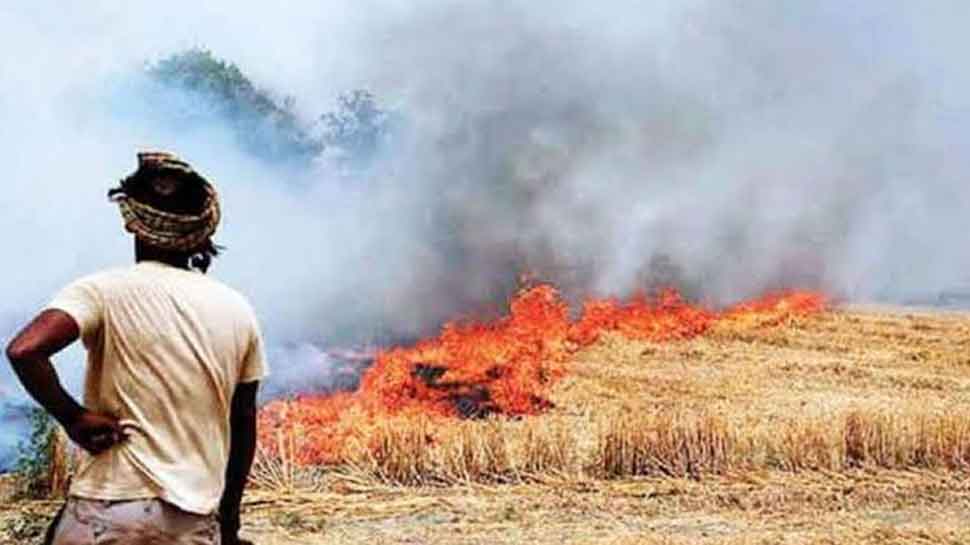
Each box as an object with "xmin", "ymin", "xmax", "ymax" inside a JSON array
[{"xmin": 111, "ymin": 151, "xmax": 221, "ymax": 253}]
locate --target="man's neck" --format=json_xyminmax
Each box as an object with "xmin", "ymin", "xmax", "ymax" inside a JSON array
[{"xmin": 135, "ymin": 242, "xmax": 191, "ymax": 270}]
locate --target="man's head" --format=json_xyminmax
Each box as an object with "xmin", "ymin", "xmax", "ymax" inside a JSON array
[{"xmin": 109, "ymin": 151, "xmax": 222, "ymax": 271}]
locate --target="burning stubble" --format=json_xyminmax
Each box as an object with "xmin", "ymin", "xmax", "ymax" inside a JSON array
[{"xmin": 257, "ymin": 285, "xmax": 824, "ymax": 466}]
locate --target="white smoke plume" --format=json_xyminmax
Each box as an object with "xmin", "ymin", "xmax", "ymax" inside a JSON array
[{"xmin": 1, "ymin": 1, "xmax": 969, "ymax": 455}]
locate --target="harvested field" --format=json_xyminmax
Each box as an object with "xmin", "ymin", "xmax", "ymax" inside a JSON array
[{"xmin": 4, "ymin": 305, "xmax": 970, "ymax": 543}]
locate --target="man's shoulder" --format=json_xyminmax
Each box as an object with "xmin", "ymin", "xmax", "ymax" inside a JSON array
[
  {"xmin": 74, "ymin": 265, "xmax": 248, "ymax": 305},
  {"xmin": 206, "ymin": 278, "xmax": 254, "ymax": 306},
  {"xmin": 195, "ymin": 275, "xmax": 259, "ymax": 319},
  {"xmin": 64, "ymin": 266, "xmax": 139, "ymax": 290}
]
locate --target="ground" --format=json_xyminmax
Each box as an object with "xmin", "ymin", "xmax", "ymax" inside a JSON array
[
  {"xmin": 3, "ymin": 305, "xmax": 970, "ymax": 544},
  {"xmin": 236, "ymin": 471, "xmax": 970, "ymax": 544}
]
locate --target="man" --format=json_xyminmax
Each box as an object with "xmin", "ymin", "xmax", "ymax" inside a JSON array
[{"xmin": 5, "ymin": 151, "xmax": 266, "ymax": 544}]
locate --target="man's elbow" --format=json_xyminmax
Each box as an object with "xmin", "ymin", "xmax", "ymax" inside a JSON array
[{"xmin": 6, "ymin": 339, "xmax": 37, "ymax": 367}]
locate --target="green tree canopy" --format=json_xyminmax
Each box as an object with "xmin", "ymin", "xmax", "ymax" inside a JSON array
[{"xmin": 147, "ymin": 48, "xmax": 322, "ymax": 164}]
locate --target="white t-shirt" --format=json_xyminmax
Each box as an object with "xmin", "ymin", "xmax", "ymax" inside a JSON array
[{"xmin": 46, "ymin": 261, "xmax": 268, "ymax": 515}]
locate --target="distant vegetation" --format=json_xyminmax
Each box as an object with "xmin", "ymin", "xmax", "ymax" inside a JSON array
[
  {"xmin": 318, "ymin": 89, "xmax": 392, "ymax": 170},
  {"xmin": 146, "ymin": 48, "xmax": 392, "ymax": 169}
]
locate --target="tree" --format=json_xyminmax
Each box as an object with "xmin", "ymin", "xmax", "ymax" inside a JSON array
[
  {"xmin": 317, "ymin": 90, "xmax": 392, "ymax": 170},
  {"xmin": 146, "ymin": 48, "xmax": 322, "ymax": 165}
]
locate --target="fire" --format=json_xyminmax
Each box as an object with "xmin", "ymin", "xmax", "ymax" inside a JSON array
[
  {"xmin": 259, "ymin": 285, "xmax": 826, "ymax": 465},
  {"xmin": 570, "ymin": 289, "xmax": 715, "ymax": 346}
]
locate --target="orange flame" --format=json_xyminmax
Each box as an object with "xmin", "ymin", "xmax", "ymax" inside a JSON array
[{"xmin": 259, "ymin": 286, "xmax": 826, "ymax": 464}]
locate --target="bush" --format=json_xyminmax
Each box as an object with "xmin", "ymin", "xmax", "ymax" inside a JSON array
[{"xmin": 13, "ymin": 408, "xmax": 69, "ymax": 499}]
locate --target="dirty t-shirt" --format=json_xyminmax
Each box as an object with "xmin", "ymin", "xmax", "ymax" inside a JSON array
[{"xmin": 45, "ymin": 261, "xmax": 268, "ymax": 515}]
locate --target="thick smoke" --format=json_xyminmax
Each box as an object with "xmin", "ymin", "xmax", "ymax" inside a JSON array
[
  {"xmin": 359, "ymin": 1, "xmax": 970, "ymax": 307},
  {"xmin": 1, "ymin": 2, "xmax": 969, "ymax": 462}
]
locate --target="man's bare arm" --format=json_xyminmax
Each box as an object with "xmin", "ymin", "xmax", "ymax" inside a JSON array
[
  {"xmin": 220, "ymin": 381, "xmax": 259, "ymax": 545},
  {"xmin": 7, "ymin": 311, "xmax": 85, "ymax": 426},
  {"xmin": 6, "ymin": 309, "xmax": 124, "ymax": 454}
]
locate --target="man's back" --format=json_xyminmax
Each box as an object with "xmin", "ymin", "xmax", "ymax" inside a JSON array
[
  {"xmin": 7, "ymin": 151, "xmax": 262, "ymax": 543},
  {"xmin": 48, "ymin": 260, "xmax": 267, "ymax": 514}
]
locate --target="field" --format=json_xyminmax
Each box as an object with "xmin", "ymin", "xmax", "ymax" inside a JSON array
[{"xmin": 4, "ymin": 304, "xmax": 970, "ymax": 544}]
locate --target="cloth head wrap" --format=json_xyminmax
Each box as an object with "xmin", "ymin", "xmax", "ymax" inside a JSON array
[{"xmin": 111, "ymin": 151, "xmax": 221, "ymax": 252}]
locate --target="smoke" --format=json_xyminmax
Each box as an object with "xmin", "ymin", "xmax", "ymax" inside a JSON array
[
  {"xmin": 355, "ymin": 1, "xmax": 970, "ymax": 307},
  {"xmin": 1, "ymin": 1, "xmax": 969, "ymax": 460}
]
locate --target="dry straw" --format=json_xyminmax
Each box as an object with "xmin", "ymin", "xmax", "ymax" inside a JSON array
[
  {"xmin": 252, "ymin": 405, "xmax": 970, "ymax": 490},
  {"xmin": 243, "ymin": 308, "xmax": 970, "ymax": 491}
]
